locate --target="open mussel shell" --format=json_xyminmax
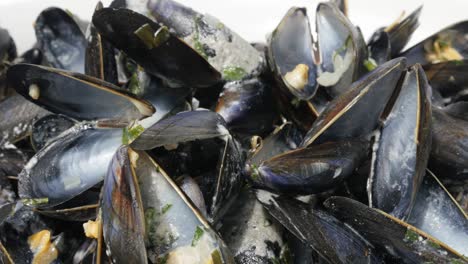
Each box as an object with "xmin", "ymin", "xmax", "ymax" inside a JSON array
[
  {"xmin": 85, "ymin": 2, "xmax": 118, "ymax": 84},
  {"xmin": 256, "ymin": 191, "xmax": 383, "ymax": 263},
  {"xmin": 430, "ymin": 107, "xmax": 468, "ymax": 180},
  {"xmin": 402, "ymin": 21, "xmax": 468, "ymax": 65},
  {"xmin": 301, "ymin": 57, "xmax": 406, "ymax": 147},
  {"xmin": 324, "ymin": 196, "xmax": 467, "ymax": 263},
  {"xmin": 103, "ymin": 146, "xmax": 233, "ymax": 263},
  {"xmin": 215, "ymin": 77, "xmax": 277, "ymax": 135},
  {"xmin": 369, "ymin": 64, "xmax": 432, "ymax": 220},
  {"xmin": 220, "ymin": 189, "xmax": 287, "ymax": 263},
  {"xmin": 0, "ymin": 93, "xmax": 50, "ymax": 145},
  {"xmin": 268, "ymin": 7, "xmax": 318, "ymax": 100},
  {"xmin": 148, "ymin": 0, "xmax": 264, "ymax": 81},
  {"xmin": 315, "ymin": 2, "xmax": 367, "ymax": 97},
  {"xmin": 131, "ymin": 110, "xmax": 228, "ymax": 150},
  {"xmin": 18, "ymin": 123, "xmax": 123, "ymax": 209},
  {"xmin": 246, "ymin": 140, "xmax": 367, "ymax": 195},
  {"xmin": 35, "ymin": 7, "xmax": 86, "ymax": 73},
  {"xmin": 92, "ymin": 8, "xmax": 221, "ymax": 88},
  {"xmin": 385, "ymin": 6, "xmax": 422, "ymax": 57},
  {"xmin": 30, "ymin": 114, "xmax": 75, "ymax": 151},
  {"xmin": 408, "ymin": 170, "xmax": 468, "ymax": 256},
  {"xmin": 7, "ymin": 63, "xmax": 154, "ymax": 121}
]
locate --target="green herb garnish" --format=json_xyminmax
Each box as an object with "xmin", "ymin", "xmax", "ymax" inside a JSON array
[
  {"xmin": 222, "ymin": 66, "xmax": 247, "ymax": 81},
  {"xmin": 191, "ymin": 226, "xmax": 204, "ymax": 246}
]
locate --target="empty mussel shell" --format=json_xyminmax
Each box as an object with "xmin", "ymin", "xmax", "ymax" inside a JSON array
[
  {"xmin": 408, "ymin": 170, "xmax": 468, "ymax": 256},
  {"xmin": 369, "ymin": 64, "xmax": 432, "ymax": 220},
  {"xmin": 18, "ymin": 123, "xmax": 123, "ymax": 209},
  {"xmin": 30, "ymin": 114, "xmax": 75, "ymax": 151},
  {"xmin": 35, "ymin": 7, "xmax": 86, "ymax": 73}
]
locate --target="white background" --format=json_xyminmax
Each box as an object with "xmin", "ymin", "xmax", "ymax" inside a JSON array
[{"xmin": 0, "ymin": 0, "xmax": 467, "ymax": 53}]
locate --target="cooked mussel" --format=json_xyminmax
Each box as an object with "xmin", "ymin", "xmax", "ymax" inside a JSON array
[
  {"xmin": 246, "ymin": 140, "xmax": 367, "ymax": 195},
  {"xmin": 402, "ymin": 20, "xmax": 468, "ymax": 65},
  {"xmin": 148, "ymin": 0, "xmax": 265, "ymax": 81},
  {"xmin": 7, "ymin": 63, "xmax": 154, "ymax": 121},
  {"xmin": 102, "ymin": 146, "xmax": 233, "ymax": 263},
  {"xmin": 92, "ymin": 8, "xmax": 221, "ymax": 88},
  {"xmin": 256, "ymin": 190, "xmax": 384, "ymax": 263},
  {"xmin": 301, "ymin": 57, "xmax": 406, "ymax": 147}
]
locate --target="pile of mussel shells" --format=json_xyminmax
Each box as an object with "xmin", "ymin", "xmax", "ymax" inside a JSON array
[{"xmin": 0, "ymin": 0, "xmax": 467, "ymax": 263}]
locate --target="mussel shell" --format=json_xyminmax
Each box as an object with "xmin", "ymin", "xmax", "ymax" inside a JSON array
[
  {"xmin": 324, "ymin": 196, "xmax": 467, "ymax": 262},
  {"xmin": 92, "ymin": 8, "xmax": 221, "ymax": 88},
  {"xmin": 385, "ymin": 6, "xmax": 422, "ymax": 57},
  {"xmin": 18, "ymin": 124, "xmax": 123, "ymax": 209},
  {"xmin": 248, "ymin": 141, "xmax": 367, "ymax": 195},
  {"xmin": 35, "ymin": 7, "xmax": 86, "ymax": 73},
  {"xmin": 177, "ymin": 175, "xmax": 207, "ymax": 217},
  {"xmin": 429, "ymin": 107, "xmax": 468, "ymax": 179},
  {"xmin": 102, "ymin": 146, "xmax": 147, "ymax": 264},
  {"xmin": 268, "ymin": 7, "xmax": 318, "ymax": 100},
  {"xmin": 13, "ymin": 48, "xmax": 43, "ymax": 65},
  {"xmin": 408, "ymin": 170, "xmax": 468, "ymax": 256},
  {"xmin": 131, "ymin": 110, "xmax": 228, "ymax": 150},
  {"xmin": 402, "ymin": 21, "xmax": 468, "ymax": 65},
  {"xmin": 316, "ymin": 2, "xmax": 367, "ymax": 97},
  {"xmin": 0, "ymin": 27, "xmax": 17, "ymax": 63},
  {"xmin": 367, "ymin": 30, "xmax": 391, "ymax": 65},
  {"xmin": 137, "ymin": 74, "xmax": 192, "ymax": 126},
  {"xmin": 208, "ymin": 136, "xmax": 243, "ymax": 222},
  {"xmin": 148, "ymin": 0, "xmax": 264, "ymax": 81},
  {"xmin": 424, "ymin": 59, "xmax": 468, "ymax": 99},
  {"xmin": 0, "ymin": 94, "xmax": 50, "ymax": 145},
  {"xmin": 248, "ymin": 122, "xmax": 303, "ymax": 166},
  {"xmin": 104, "ymin": 146, "xmax": 234, "ymax": 263},
  {"xmin": 301, "ymin": 57, "xmax": 406, "ymax": 147},
  {"xmin": 219, "ymin": 189, "xmax": 286, "ymax": 263},
  {"xmin": 443, "ymin": 101, "xmax": 468, "ymax": 121},
  {"xmin": 216, "ymin": 78, "xmax": 277, "ymax": 136},
  {"xmin": 369, "ymin": 64, "xmax": 432, "ymax": 220},
  {"xmin": 85, "ymin": 2, "xmax": 118, "ymax": 84},
  {"xmin": 7, "ymin": 63, "xmax": 154, "ymax": 121},
  {"xmin": 273, "ymin": 86, "xmax": 318, "ymax": 132},
  {"xmin": 256, "ymin": 191, "xmax": 383, "ymax": 263},
  {"xmin": 30, "ymin": 114, "xmax": 75, "ymax": 151}
]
